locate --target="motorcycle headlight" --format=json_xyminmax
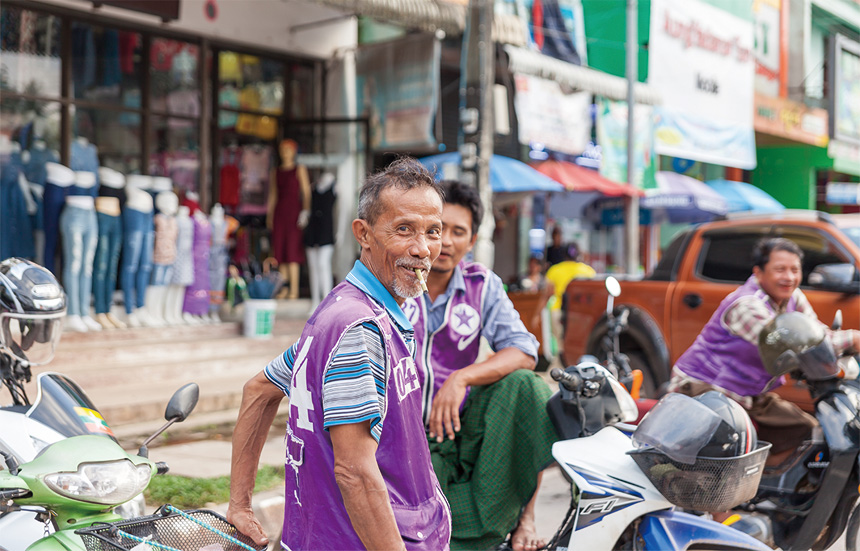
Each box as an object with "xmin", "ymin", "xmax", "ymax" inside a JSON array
[{"xmin": 44, "ymin": 460, "xmax": 152, "ymax": 505}]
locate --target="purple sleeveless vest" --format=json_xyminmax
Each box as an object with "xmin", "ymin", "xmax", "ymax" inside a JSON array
[
  {"xmin": 675, "ymin": 276, "xmax": 798, "ymax": 396},
  {"xmin": 402, "ymin": 262, "xmax": 488, "ymax": 424},
  {"xmin": 282, "ymin": 280, "xmax": 451, "ymax": 550}
]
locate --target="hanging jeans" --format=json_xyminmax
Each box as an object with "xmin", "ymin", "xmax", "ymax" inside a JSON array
[
  {"xmin": 60, "ymin": 205, "xmax": 98, "ymax": 317},
  {"xmin": 121, "ymin": 208, "xmax": 154, "ymax": 314},
  {"xmin": 92, "ymin": 211, "xmax": 123, "ymax": 315},
  {"xmin": 43, "ymin": 182, "xmax": 71, "ymax": 275}
]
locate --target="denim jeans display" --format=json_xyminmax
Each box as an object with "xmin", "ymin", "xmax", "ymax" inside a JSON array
[
  {"xmin": 120, "ymin": 208, "xmax": 155, "ymax": 314},
  {"xmin": 92, "ymin": 211, "xmax": 122, "ymax": 315},
  {"xmin": 151, "ymin": 263, "xmax": 173, "ymax": 286},
  {"xmin": 0, "ymin": 150, "xmax": 35, "ymax": 260},
  {"xmin": 43, "ymin": 181, "xmax": 72, "ymax": 274},
  {"xmin": 70, "ymin": 140, "xmax": 100, "ymax": 191},
  {"xmin": 60, "ymin": 205, "xmax": 98, "ymax": 317}
]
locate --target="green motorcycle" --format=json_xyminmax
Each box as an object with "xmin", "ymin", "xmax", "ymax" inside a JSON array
[{"xmin": 0, "ymin": 373, "xmax": 260, "ymax": 551}]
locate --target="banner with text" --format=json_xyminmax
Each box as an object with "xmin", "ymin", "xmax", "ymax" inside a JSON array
[
  {"xmin": 649, "ymin": 0, "xmax": 756, "ymax": 168},
  {"xmin": 514, "ymin": 73, "xmax": 591, "ymax": 155}
]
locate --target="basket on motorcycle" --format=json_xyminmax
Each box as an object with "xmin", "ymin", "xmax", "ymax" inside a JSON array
[
  {"xmin": 630, "ymin": 441, "xmax": 771, "ymax": 512},
  {"xmin": 76, "ymin": 505, "xmax": 264, "ymax": 551}
]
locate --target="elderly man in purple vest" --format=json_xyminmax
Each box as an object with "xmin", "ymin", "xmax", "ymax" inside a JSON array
[
  {"xmin": 400, "ymin": 180, "xmax": 556, "ymax": 551},
  {"xmin": 226, "ymin": 158, "xmax": 452, "ymax": 550},
  {"xmin": 669, "ymin": 237, "xmax": 860, "ymax": 464}
]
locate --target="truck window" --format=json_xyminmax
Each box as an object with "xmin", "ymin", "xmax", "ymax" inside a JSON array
[
  {"xmin": 698, "ymin": 226, "xmax": 851, "ymax": 286},
  {"xmin": 647, "ymin": 229, "xmax": 692, "ymax": 281}
]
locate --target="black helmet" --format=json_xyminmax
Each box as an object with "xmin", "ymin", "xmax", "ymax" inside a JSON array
[
  {"xmin": 0, "ymin": 258, "xmax": 65, "ymax": 365},
  {"xmin": 630, "ymin": 391, "xmax": 757, "ymax": 464},
  {"xmin": 758, "ymin": 312, "xmax": 840, "ymax": 381}
]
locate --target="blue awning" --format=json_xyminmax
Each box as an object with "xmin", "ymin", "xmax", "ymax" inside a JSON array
[
  {"xmin": 418, "ymin": 152, "xmax": 564, "ymax": 193},
  {"xmin": 705, "ymin": 180, "xmax": 785, "ymax": 213}
]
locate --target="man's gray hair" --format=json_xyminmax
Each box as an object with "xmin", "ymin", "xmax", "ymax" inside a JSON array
[{"xmin": 357, "ymin": 157, "xmax": 444, "ymax": 226}]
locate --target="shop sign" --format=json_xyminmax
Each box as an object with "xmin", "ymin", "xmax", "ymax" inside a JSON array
[
  {"xmin": 826, "ymin": 182, "xmax": 860, "ymax": 206},
  {"xmin": 753, "ymin": 0, "xmax": 781, "ymax": 97},
  {"xmin": 828, "ymin": 34, "xmax": 860, "ymax": 146},
  {"xmin": 355, "ymin": 34, "xmax": 440, "ymax": 151},
  {"xmin": 513, "ymin": 73, "xmax": 591, "ymax": 156},
  {"xmin": 649, "ymin": 0, "xmax": 756, "ymax": 169},
  {"xmin": 595, "ymin": 97, "xmax": 656, "ymax": 190},
  {"xmin": 753, "ymin": 93, "xmax": 829, "ymax": 147}
]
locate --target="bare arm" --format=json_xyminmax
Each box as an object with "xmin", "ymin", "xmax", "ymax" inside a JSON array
[
  {"xmin": 226, "ymin": 371, "xmax": 285, "ymax": 546},
  {"xmin": 429, "ymin": 347, "xmax": 534, "ymax": 442},
  {"xmin": 297, "ymin": 165, "xmax": 312, "ymax": 211},
  {"xmin": 330, "ymin": 421, "xmax": 406, "ymax": 551}
]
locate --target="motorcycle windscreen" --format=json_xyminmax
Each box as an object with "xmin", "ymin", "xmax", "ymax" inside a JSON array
[
  {"xmin": 26, "ymin": 373, "xmax": 117, "ymax": 440},
  {"xmin": 630, "ymin": 393, "xmax": 722, "ymax": 464},
  {"xmin": 797, "ymin": 339, "xmax": 841, "ymax": 381}
]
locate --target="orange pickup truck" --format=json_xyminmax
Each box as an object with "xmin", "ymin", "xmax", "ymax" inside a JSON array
[{"xmin": 561, "ymin": 211, "xmax": 860, "ymax": 404}]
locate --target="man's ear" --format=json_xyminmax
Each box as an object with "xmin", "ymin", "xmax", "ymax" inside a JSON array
[
  {"xmin": 352, "ymin": 218, "xmax": 371, "ymax": 251},
  {"xmin": 752, "ymin": 265, "xmax": 762, "ymax": 279},
  {"xmin": 468, "ymin": 231, "xmax": 478, "ymax": 250}
]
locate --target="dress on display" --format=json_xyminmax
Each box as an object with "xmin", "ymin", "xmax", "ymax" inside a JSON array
[
  {"xmin": 271, "ymin": 167, "xmax": 305, "ymax": 264},
  {"xmin": 182, "ymin": 215, "xmax": 211, "ymax": 316},
  {"xmin": 218, "ymin": 147, "xmax": 241, "ymax": 208},
  {"xmin": 171, "ymin": 213, "xmax": 195, "ymax": 287},
  {"xmin": 303, "ymin": 183, "xmax": 335, "ymax": 248}
]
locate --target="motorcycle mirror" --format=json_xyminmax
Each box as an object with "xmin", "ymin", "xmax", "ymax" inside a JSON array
[
  {"xmin": 832, "ymin": 310, "xmax": 843, "ymax": 331},
  {"xmin": 605, "ymin": 276, "xmax": 621, "ymax": 298},
  {"xmin": 165, "ymin": 383, "xmax": 199, "ymax": 422}
]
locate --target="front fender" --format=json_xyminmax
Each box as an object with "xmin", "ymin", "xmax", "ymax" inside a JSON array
[
  {"xmin": 640, "ymin": 510, "xmax": 772, "ymax": 551},
  {"xmin": 27, "ymin": 531, "xmax": 83, "ymax": 551}
]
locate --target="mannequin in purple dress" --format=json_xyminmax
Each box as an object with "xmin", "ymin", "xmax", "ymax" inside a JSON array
[
  {"xmin": 267, "ymin": 139, "xmax": 310, "ymax": 299},
  {"xmin": 182, "ymin": 209, "xmax": 211, "ymax": 323}
]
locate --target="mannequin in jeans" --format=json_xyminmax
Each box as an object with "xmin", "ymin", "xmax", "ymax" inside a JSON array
[
  {"xmin": 43, "ymin": 162, "xmax": 76, "ymax": 274},
  {"xmin": 93, "ymin": 167, "xmax": 127, "ymax": 330},
  {"xmin": 22, "ymin": 137, "xmax": 60, "ymax": 266},
  {"xmin": 61, "ymin": 170, "xmax": 101, "ymax": 333},
  {"xmin": 208, "ymin": 204, "xmax": 228, "ymax": 323},
  {"xmin": 146, "ymin": 191, "xmax": 179, "ymax": 325},
  {"xmin": 121, "ymin": 175, "xmax": 157, "ymax": 328},
  {"xmin": 182, "ymin": 209, "xmax": 212, "ymax": 325},
  {"xmin": 165, "ymin": 205, "xmax": 194, "ymax": 325},
  {"xmin": 304, "ymin": 170, "xmax": 336, "ymax": 313}
]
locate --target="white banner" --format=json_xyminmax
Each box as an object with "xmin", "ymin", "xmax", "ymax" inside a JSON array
[
  {"xmin": 513, "ymin": 73, "xmax": 591, "ymax": 155},
  {"xmin": 649, "ymin": 0, "xmax": 756, "ymax": 168}
]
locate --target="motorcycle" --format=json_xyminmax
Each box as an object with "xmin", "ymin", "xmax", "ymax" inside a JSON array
[
  {"xmin": 542, "ymin": 360, "xmax": 773, "ymax": 551},
  {"xmin": 724, "ymin": 311, "xmax": 860, "ymax": 551},
  {"xmin": 0, "ymin": 371, "xmax": 261, "ymax": 551}
]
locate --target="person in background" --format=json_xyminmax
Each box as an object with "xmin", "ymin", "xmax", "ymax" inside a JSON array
[
  {"xmin": 545, "ymin": 243, "xmax": 596, "ymax": 357},
  {"xmin": 401, "ymin": 180, "xmax": 556, "ymax": 551},
  {"xmin": 227, "ymin": 158, "xmax": 451, "ymax": 550},
  {"xmin": 545, "ymin": 225, "xmax": 566, "ymax": 266}
]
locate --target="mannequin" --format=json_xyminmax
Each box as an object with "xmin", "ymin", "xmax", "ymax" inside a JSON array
[
  {"xmin": 208, "ymin": 204, "xmax": 228, "ymax": 323},
  {"xmin": 304, "ymin": 171, "xmax": 336, "ymax": 313},
  {"xmin": 151, "ymin": 176, "xmax": 173, "ymax": 208},
  {"xmin": 70, "ymin": 136, "xmax": 100, "ymax": 186},
  {"xmin": 0, "ymin": 136, "xmax": 36, "ymax": 261},
  {"xmin": 121, "ymin": 175, "xmax": 156, "ymax": 328},
  {"xmin": 166, "ymin": 206, "xmax": 194, "ymax": 325},
  {"xmin": 41, "ymin": 163, "xmax": 75, "ymax": 273},
  {"xmin": 147, "ymin": 191, "xmax": 180, "ymax": 325},
  {"xmin": 93, "ymin": 167, "xmax": 127, "ymax": 330},
  {"xmin": 267, "ymin": 139, "xmax": 310, "ymax": 300},
  {"xmin": 22, "ymin": 138, "xmax": 60, "ymax": 266},
  {"xmin": 182, "ymin": 209, "xmax": 212, "ymax": 324},
  {"xmin": 61, "ymin": 171, "xmax": 100, "ymax": 332}
]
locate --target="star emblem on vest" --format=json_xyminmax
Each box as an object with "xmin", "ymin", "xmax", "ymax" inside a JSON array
[
  {"xmin": 451, "ymin": 304, "xmax": 480, "ymax": 350},
  {"xmin": 402, "ymin": 298, "xmax": 420, "ymax": 326}
]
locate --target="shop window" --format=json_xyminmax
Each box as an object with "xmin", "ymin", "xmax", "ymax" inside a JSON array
[
  {"xmin": 149, "ymin": 116, "xmax": 199, "ymax": 194},
  {"xmin": 0, "ymin": 7, "xmax": 61, "ymax": 97},
  {"xmin": 150, "ymin": 38, "xmax": 200, "ymax": 117},
  {"xmin": 0, "ymin": 99, "xmax": 61, "ymax": 152},
  {"xmin": 70, "ymin": 22, "xmax": 142, "ymax": 106},
  {"xmin": 289, "ymin": 63, "xmax": 315, "ymax": 119},
  {"xmin": 72, "ymin": 105, "xmax": 141, "ymax": 174},
  {"xmin": 218, "ymin": 51, "xmax": 283, "ymax": 139}
]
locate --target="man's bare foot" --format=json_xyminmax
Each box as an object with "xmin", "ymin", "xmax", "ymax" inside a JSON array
[{"xmin": 511, "ymin": 517, "xmax": 546, "ymax": 551}]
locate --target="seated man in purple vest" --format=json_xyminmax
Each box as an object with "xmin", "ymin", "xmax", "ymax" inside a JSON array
[
  {"xmin": 668, "ymin": 237, "xmax": 860, "ymax": 464},
  {"xmin": 400, "ymin": 180, "xmax": 556, "ymax": 551},
  {"xmin": 226, "ymin": 158, "xmax": 452, "ymax": 550}
]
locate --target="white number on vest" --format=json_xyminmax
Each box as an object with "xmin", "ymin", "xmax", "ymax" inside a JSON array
[{"xmin": 291, "ymin": 337, "xmax": 315, "ymax": 432}]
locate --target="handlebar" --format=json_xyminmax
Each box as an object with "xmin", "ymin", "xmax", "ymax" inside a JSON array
[
  {"xmin": 551, "ymin": 368, "xmax": 582, "ymax": 392},
  {"xmin": 156, "ymin": 462, "xmax": 170, "ymax": 475}
]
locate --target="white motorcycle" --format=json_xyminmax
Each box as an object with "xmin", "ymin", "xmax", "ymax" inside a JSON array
[{"xmin": 542, "ymin": 361, "xmax": 773, "ymax": 550}]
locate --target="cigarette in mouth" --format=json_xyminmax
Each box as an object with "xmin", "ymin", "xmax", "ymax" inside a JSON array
[{"xmin": 414, "ymin": 268, "xmax": 429, "ymax": 294}]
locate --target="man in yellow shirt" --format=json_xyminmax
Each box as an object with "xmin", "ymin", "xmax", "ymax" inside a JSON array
[{"xmin": 545, "ymin": 243, "xmax": 596, "ymax": 356}]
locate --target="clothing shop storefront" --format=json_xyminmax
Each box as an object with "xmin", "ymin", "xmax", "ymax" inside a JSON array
[{"xmin": 0, "ymin": 0, "xmax": 357, "ymax": 266}]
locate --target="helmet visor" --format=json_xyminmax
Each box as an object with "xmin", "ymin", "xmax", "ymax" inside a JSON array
[
  {"xmin": 0, "ymin": 312, "xmax": 64, "ymax": 365},
  {"xmin": 797, "ymin": 338, "xmax": 840, "ymax": 381},
  {"xmin": 631, "ymin": 393, "xmax": 724, "ymax": 464}
]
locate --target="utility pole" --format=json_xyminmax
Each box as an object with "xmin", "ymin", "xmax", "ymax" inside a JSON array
[
  {"xmin": 624, "ymin": 0, "xmax": 640, "ymax": 275},
  {"xmin": 460, "ymin": 0, "xmax": 495, "ymax": 267}
]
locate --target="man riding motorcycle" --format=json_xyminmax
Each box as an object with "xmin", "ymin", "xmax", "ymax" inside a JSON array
[{"xmin": 667, "ymin": 237, "xmax": 860, "ymax": 465}]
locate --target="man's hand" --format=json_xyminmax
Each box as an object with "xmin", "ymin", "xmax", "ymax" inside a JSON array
[
  {"xmin": 226, "ymin": 504, "xmax": 269, "ymax": 547},
  {"xmin": 429, "ymin": 370, "xmax": 468, "ymax": 442}
]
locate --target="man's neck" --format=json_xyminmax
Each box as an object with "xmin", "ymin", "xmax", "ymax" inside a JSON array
[{"xmin": 427, "ymin": 268, "xmax": 454, "ymax": 302}]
